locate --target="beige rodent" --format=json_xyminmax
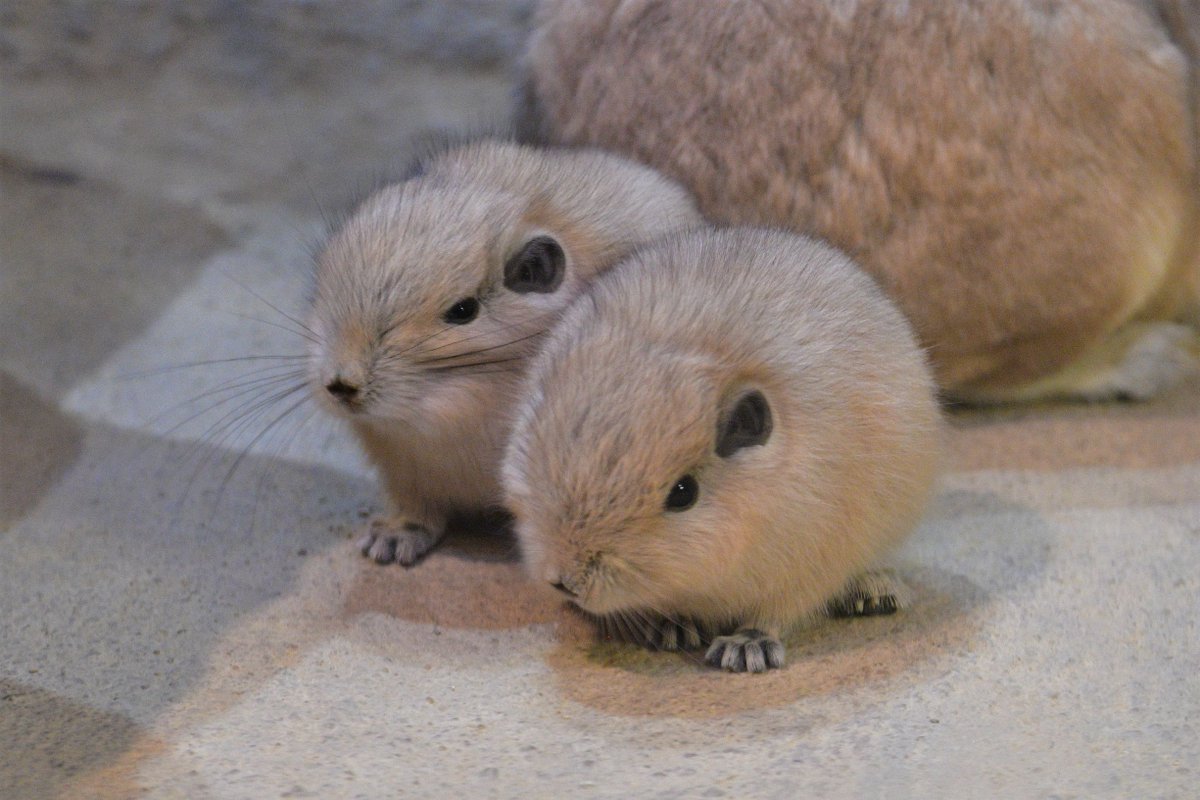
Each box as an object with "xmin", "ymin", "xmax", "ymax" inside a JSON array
[
  {"xmin": 521, "ymin": 0, "xmax": 1200, "ymax": 403},
  {"xmin": 307, "ymin": 140, "xmax": 701, "ymax": 565},
  {"xmin": 503, "ymin": 228, "xmax": 942, "ymax": 672}
]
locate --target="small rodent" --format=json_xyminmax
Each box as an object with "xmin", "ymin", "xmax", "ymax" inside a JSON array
[
  {"xmin": 521, "ymin": 0, "xmax": 1200, "ymax": 403},
  {"xmin": 503, "ymin": 228, "xmax": 942, "ymax": 672},
  {"xmin": 307, "ymin": 140, "xmax": 701, "ymax": 565}
]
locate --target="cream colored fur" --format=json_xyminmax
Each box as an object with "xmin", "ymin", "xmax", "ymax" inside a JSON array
[
  {"xmin": 503, "ymin": 228, "xmax": 942, "ymax": 671},
  {"xmin": 523, "ymin": 0, "xmax": 1200, "ymax": 402},
  {"xmin": 307, "ymin": 140, "xmax": 701, "ymax": 564}
]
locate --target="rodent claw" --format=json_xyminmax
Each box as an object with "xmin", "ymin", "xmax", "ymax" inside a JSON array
[
  {"xmin": 704, "ymin": 629, "xmax": 785, "ymax": 673},
  {"xmin": 720, "ymin": 643, "xmax": 746, "ymax": 672},
  {"xmin": 367, "ymin": 535, "xmax": 396, "ymax": 564},
  {"xmin": 593, "ymin": 613, "xmax": 710, "ymax": 651},
  {"xmin": 356, "ymin": 519, "xmax": 441, "ymax": 567},
  {"xmin": 651, "ymin": 618, "xmax": 705, "ymax": 651},
  {"xmin": 826, "ymin": 570, "xmax": 909, "ymax": 618},
  {"xmin": 743, "ymin": 641, "xmax": 766, "ymax": 674}
]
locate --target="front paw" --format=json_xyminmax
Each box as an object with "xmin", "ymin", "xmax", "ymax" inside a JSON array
[
  {"xmin": 596, "ymin": 613, "xmax": 710, "ymax": 651},
  {"xmin": 355, "ymin": 517, "xmax": 444, "ymax": 567},
  {"xmin": 704, "ymin": 628, "xmax": 785, "ymax": 673}
]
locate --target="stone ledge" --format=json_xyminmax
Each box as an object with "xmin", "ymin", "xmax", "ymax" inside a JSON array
[{"xmin": 1, "ymin": 0, "xmax": 534, "ymax": 80}]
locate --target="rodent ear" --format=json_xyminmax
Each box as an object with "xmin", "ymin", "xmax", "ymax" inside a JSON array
[
  {"xmin": 504, "ymin": 235, "xmax": 566, "ymax": 294},
  {"xmin": 716, "ymin": 390, "xmax": 772, "ymax": 458}
]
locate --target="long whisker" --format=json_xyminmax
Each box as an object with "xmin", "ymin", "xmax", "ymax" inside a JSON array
[
  {"xmin": 604, "ymin": 566, "xmax": 719, "ymax": 657},
  {"xmin": 181, "ymin": 384, "xmax": 310, "ymax": 512},
  {"xmin": 219, "ymin": 268, "xmax": 322, "ymax": 343},
  {"xmin": 627, "ymin": 607, "xmax": 708, "ymax": 667},
  {"xmin": 115, "ymin": 367, "xmax": 305, "ymax": 477},
  {"xmin": 377, "ymin": 307, "xmax": 539, "ymax": 364},
  {"xmin": 406, "ymin": 311, "xmax": 554, "ymax": 360},
  {"xmin": 119, "ymin": 355, "xmax": 307, "ymax": 380},
  {"xmin": 191, "ymin": 366, "xmax": 309, "ymax": 403},
  {"xmin": 152, "ymin": 370, "xmax": 309, "ymax": 438},
  {"xmin": 602, "ymin": 609, "xmax": 636, "ymax": 644},
  {"xmin": 246, "ymin": 403, "xmax": 324, "ymax": 535},
  {"xmin": 170, "ymin": 364, "xmax": 307, "ymax": 410},
  {"xmin": 222, "ymin": 310, "xmax": 321, "ymax": 346},
  {"xmin": 425, "ymin": 367, "xmax": 522, "ymax": 379},
  {"xmin": 214, "ymin": 393, "xmax": 312, "ymax": 510},
  {"xmin": 413, "ymin": 330, "xmax": 546, "ymax": 366},
  {"xmin": 425, "ymin": 356, "xmax": 525, "ymax": 373},
  {"xmin": 179, "ymin": 381, "xmax": 310, "ymax": 489},
  {"xmin": 164, "ymin": 379, "xmax": 308, "ymax": 517},
  {"xmin": 204, "ymin": 382, "xmax": 310, "ymax": 455},
  {"xmin": 391, "ymin": 323, "xmax": 502, "ymax": 361}
]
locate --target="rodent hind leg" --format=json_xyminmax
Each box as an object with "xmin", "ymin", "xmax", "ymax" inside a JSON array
[
  {"xmin": 704, "ymin": 628, "xmax": 786, "ymax": 673},
  {"xmin": 1077, "ymin": 322, "xmax": 1200, "ymax": 402},
  {"xmin": 825, "ymin": 568, "xmax": 912, "ymax": 618},
  {"xmin": 958, "ymin": 322, "xmax": 1200, "ymax": 404},
  {"xmin": 356, "ymin": 514, "xmax": 447, "ymax": 567}
]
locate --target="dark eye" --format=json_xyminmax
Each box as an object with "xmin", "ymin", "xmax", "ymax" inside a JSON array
[
  {"xmin": 664, "ymin": 474, "xmax": 699, "ymax": 512},
  {"xmin": 442, "ymin": 297, "xmax": 479, "ymax": 325}
]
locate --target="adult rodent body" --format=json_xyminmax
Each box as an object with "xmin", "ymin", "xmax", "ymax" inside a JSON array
[
  {"xmin": 522, "ymin": 0, "xmax": 1200, "ymax": 403},
  {"xmin": 503, "ymin": 228, "xmax": 942, "ymax": 672},
  {"xmin": 307, "ymin": 140, "xmax": 700, "ymax": 565}
]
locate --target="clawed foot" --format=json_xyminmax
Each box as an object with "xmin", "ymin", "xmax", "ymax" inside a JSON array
[
  {"xmin": 596, "ymin": 613, "xmax": 711, "ymax": 651},
  {"xmin": 704, "ymin": 628, "xmax": 785, "ymax": 673},
  {"xmin": 967, "ymin": 322, "xmax": 1200, "ymax": 404},
  {"xmin": 1104, "ymin": 323, "xmax": 1199, "ymax": 402},
  {"xmin": 826, "ymin": 569, "xmax": 910, "ymax": 618},
  {"xmin": 356, "ymin": 517, "xmax": 444, "ymax": 566}
]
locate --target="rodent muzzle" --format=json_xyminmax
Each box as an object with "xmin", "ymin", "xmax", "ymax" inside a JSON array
[
  {"xmin": 549, "ymin": 579, "xmax": 576, "ymax": 598},
  {"xmin": 324, "ymin": 376, "xmax": 362, "ymax": 407}
]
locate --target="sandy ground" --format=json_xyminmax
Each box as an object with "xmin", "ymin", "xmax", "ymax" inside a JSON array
[{"xmin": 2, "ymin": 5, "xmax": 1198, "ymax": 799}]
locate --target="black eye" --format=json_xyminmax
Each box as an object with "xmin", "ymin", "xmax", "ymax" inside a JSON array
[
  {"xmin": 664, "ymin": 474, "xmax": 699, "ymax": 512},
  {"xmin": 442, "ymin": 297, "xmax": 479, "ymax": 324}
]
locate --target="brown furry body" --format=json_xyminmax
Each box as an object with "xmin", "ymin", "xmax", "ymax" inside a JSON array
[
  {"xmin": 523, "ymin": 0, "xmax": 1200, "ymax": 401},
  {"xmin": 504, "ymin": 228, "xmax": 942, "ymax": 672}
]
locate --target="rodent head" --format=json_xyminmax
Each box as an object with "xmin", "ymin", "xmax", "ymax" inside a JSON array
[
  {"xmin": 504, "ymin": 326, "xmax": 779, "ymax": 619},
  {"xmin": 306, "ymin": 141, "xmax": 701, "ymax": 430},
  {"xmin": 504, "ymin": 228, "xmax": 942, "ymax": 626},
  {"xmin": 308, "ymin": 184, "xmax": 568, "ymax": 427}
]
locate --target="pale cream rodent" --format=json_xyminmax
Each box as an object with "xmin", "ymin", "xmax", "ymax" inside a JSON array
[
  {"xmin": 521, "ymin": 0, "xmax": 1200, "ymax": 403},
  {"xmin": 503, "ymin": 228, "xmax": 942, "ymax": 672},
  {"xmin": 307, "ymin": 140, "xmax": 701, "ymax": 565}
]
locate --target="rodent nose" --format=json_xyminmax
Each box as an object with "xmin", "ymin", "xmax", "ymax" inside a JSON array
[
  {"xmin": 550, "ymin": 580, "xmax": 576, "ymax": 598},
  {"xmin": 325, "ymin": 376, "xmax": 361, "ymax": 402}
]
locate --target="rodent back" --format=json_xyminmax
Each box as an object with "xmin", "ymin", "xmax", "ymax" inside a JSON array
[{"xmin": 525, "ymin": 0, "xmax": 1199, "ymax": 392}]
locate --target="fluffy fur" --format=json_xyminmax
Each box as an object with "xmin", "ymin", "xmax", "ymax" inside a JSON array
[
  {"xmin": 503, "ymin": 228, "xmax": 942, "ymax": 672},
  {"xmin": 307, "ymin": 140, "xmax": 701, "ymax": 564},
  {"xmin": 521, "ymin": 0, "xmax": 1200, "ymax": 402}
]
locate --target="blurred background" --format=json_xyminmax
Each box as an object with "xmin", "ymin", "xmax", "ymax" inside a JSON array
[
  {"xmin": 2, "ymin": 0, "xmax": 534, "ymax": 529},
  {"xmin": 1, "ymin": 4, "xmax": 537, "ymax": 797}
]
